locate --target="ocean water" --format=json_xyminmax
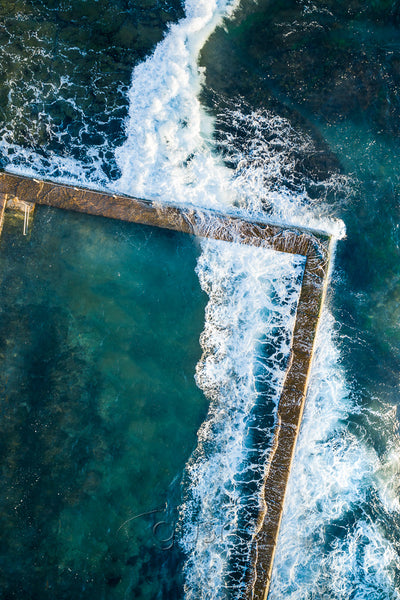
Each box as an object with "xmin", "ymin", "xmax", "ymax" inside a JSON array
[{"xmin": 0, "ymin": 0, "xmax": 400, "ymax": 599}]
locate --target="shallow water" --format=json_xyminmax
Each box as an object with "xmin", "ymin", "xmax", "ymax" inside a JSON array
[{"xmin": 1, "ymin": 0, "xmax": 400, "ymax": 598}]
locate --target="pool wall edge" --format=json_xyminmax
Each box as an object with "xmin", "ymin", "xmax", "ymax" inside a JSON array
[{"xmin": 0, "ymin": 169, "xmax": 332, "ymax": 600}]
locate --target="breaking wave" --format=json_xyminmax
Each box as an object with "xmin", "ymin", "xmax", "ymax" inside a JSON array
[
  {"xmin": 1, "ymin": 0, "xmax": 399, "ymax": 598},
  {"xmin": 179, "ymin": 240, "xmax": 304, "ymax": 598},
  {"xmin": 113, "ymin": 0, "xmax": 400, "ymax": 597}
]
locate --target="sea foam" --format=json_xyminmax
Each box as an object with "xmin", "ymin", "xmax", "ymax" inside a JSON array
[
  {"xmin": 269, "ymin": 313, "xmax": 400, "ymax": 600},
  {"xmin": 179, "ymin": 239, "xmax": 304, "ymax": 598},
  {"xmin": 113, "ymin": 0, "xmax": 400, "ymax": 597},
  {"xmin": 2, "ymin": 0, "xmax": 399, "ymax": 597},
  {"xmin": 114, "ymin": 0, "xmax": 241, "ymax": 209}
]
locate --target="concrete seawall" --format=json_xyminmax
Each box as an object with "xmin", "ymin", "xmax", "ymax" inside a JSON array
[{"xmin": 0, "ymin": 170, "xmax": 332, "ymax": 599}]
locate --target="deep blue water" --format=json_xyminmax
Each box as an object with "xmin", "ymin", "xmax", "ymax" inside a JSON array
[{"xmin": 1, "ymin": 1, "xmax": 400, "ymax": 599}]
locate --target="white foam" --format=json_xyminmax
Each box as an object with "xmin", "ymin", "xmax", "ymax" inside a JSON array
[
  {"xmin": 3, "ymin": 0, "xmax": 400, "ymax": 596},
  {"xmin": 114, "ymin": 0, "xmax": 240, "ymax": 209},
  {"xmin": 110, "ymin": 1, "xmax": 400, "ymax": 597},
  {"xmin": 216, "ymin": 105, "xmax": 348, "ymax": 239},
  {"xmin": 179, "ymin": 239, "xmax": 304, "ymax": 598},
  {"xmin": 269, "ymin": 313, "xmax": 400, "ymax": 599}
]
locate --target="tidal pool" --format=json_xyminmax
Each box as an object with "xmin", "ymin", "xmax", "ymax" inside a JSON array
[{"xmin": 0, "ymin": 206, "xmax": 208, "ymax": 599}]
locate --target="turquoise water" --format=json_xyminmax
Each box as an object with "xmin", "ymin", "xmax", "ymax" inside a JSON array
[
  {"xmin": 199, "ymin": 2, "xmax": 400, "ymax": 597},
  {"xmin": 0, "ymin": 207, "xmax": 207, "ymax": 599},
  {"xmin": 1, "ymin": 0, "xmax": 400, "ymax": 598}
]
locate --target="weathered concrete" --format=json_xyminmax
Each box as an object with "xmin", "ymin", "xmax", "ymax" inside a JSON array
[
  {"xmin": 0, "ymin": 193, "xmax": 6, "ymax": 237},
  {"xmin": 0, "ymin": 171, "xmax": 329, "ymax": 257},
  {"xmin": 6, "ymin": 196, "xmax": 35, "ymax": 213},
  {"xmin": 245, "ymin": 243, "xmax": 332, "ymax": 599},
  {"xmin": 0, "ymin": 170, "xmax": 332, "ymax": 600}
]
